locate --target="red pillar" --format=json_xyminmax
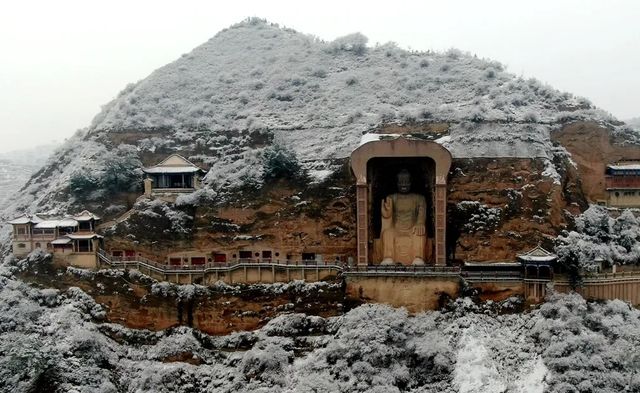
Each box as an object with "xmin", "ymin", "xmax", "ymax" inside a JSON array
[
  {"xmin": 356, "ymin": 184, "xmax": 368, "ymax": 266},
  {"xmin": 435, "ymin": 182, "xmax": 447, "ymax": 265}
]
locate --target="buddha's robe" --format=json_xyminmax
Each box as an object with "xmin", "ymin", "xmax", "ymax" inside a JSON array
[{"xmin": 381, "ymin": 193, "xmax": 427, "ymax": 264}]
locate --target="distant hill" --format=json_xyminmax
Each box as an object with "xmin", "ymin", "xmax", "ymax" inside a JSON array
[
  {"xmin": 626, "ymin": 117, "xmax": 640, "ymax": 130},
  {"xmin": 0, "ymin": 143, "xmax": 59, "ymax": 209}
]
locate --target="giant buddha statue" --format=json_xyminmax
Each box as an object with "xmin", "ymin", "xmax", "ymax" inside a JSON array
[{"xmin": 380, "ymin": 169, "xmax": 429, "ymax": 265}]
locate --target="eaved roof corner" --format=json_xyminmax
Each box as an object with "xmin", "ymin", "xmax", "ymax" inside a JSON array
[
  {"xmin": 7, "ymin": 213, "xmax": 43, "ymax": 225},
  {"xmin": 73, "ymin": 210, "xmax": 101, "ymax": 221},
  {"xmin": 143, "ymin": 154, "xmax": 205, "ymax": 174},
  {"xmin": 517, "ymin": 244, "xmax": 557, "ymax": 263}
]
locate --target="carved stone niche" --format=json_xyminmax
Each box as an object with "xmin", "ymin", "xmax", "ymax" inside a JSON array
[{"xmin": 350, "ymin": 135, "xmax": 452, "ymax": 266}]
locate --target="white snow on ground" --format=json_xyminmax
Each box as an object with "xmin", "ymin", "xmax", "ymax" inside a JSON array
[
  {"xmin": 454, "ymin": 327, "xmax": 548, "ymax": 393},
  {"xmin": 541, "ymin": 159, "xmax": 562, "ymax": 185},
  {"xmin": 454, "ymin": 329, "xmax": 507, "ymax": 392},
  {"xmin": 513, "ymin": 356, "xmax": 548, "ymax": 393}
]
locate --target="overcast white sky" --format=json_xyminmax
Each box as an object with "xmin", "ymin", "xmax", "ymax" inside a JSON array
[{"xmin": 0, "ymin": 0, "xmax": 638, "ymax": 153}]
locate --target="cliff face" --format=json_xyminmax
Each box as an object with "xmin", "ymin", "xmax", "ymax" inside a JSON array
[
  {"xmin": 448, "ymin": 157, "xmax": 578, "ymax": 261},
  {"xmin": 551, "ymin": 121, "xmax": 640, "ymax": 201},
  {"xmin": 19, "ymin": 267, "xmax": 349, "ymax": 335}
]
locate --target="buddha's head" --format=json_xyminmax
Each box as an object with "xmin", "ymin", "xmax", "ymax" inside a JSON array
[{"xmin": 397, "ymin": 169, "xmax": 411, "ymax": 193}]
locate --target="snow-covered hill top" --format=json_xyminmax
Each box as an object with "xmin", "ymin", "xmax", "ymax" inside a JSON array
[{"xmin": 90, "ymin": 18, "xmax": 617, "ymax": 161}]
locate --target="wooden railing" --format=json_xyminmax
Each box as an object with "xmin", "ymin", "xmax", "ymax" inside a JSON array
[
  {"xmin": 98, "ymin": 249, "xmax": 345, "ymax": 274},
  {"xmin": 96, "ymin": 249, "xmax": 529, "ymax": 282},
  {"xmin": 344, "ymin": 265, "xmax": 461, "ymax": 277},
  {"xmin": 605, "ymin": 175, "xmax": 640, "ymax": 189},
  {"xmin": 461, "ymin": 271, "xmax": 523, "ymax": 281}
]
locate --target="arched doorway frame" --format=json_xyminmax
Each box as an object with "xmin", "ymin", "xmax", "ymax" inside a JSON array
[{"xmin": 350, "ymin": 135, "xmax": 452, "ymax": 266}]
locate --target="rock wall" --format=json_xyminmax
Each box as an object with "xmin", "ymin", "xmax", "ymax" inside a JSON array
[
  {"xmin": 18, "ymin": 268, "xmax": 349, "ymax": 335},
  {"xmin": 552, "ymin": 121, "xmax": 640, "ymax": 202},
  {"xmin": 447, "ymin": 157, "xmax": 581, "ymax": 262},
  {"xmin": 345, "ymin": 275, "xmax": 461, "ymax": 312}
]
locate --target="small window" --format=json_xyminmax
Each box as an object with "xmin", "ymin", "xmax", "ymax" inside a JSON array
[
  {"xmin": 262, "ymin": 251, "xmax": 272, "ymax": 259},
  {"xmin": 169, "ymin": 258, "xmax": 182, "ymax": 266},
  {"xmin": 17, "ymin": 243, "xmax": 26, "ymax": 248},
  {"xmin": 302, "ymin": 252, "xmax": 316, "ymax": 261},
  {"xmin": 255, "ymin": 252, "xmax": 260, "ymax": 257},
  {"xmin": 191, "ymin": 257, "xmax": 206, "ymax": 265},
  {"xmin": 214, "ymin": 253, "xmax": 227, "ymax": 263},
  {"xmin": 275, "ymin": 252, "xmax": 280, "ymax": 257},
  {"xmin": 239, "ymin": 251, "xmax": 252, "ymax": 259},
  {"xmin": 615, "ymin": 191, "xmax": 620, "ymax": 197}
]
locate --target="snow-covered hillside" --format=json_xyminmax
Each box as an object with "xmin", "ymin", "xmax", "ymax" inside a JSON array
[
  {"xmin": 1, "ymin": 256, "xmax": 639, "ymax": 392},
  {"xmin": 87, "ymin": 19, "xmax": 625, "ymax": 181},
  {"xmin": 1, "ymin": 18, "xmax": 638, "ymax": 224}
]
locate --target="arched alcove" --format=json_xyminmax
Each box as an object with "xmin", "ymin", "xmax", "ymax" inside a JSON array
[{"xmin": 350, "ymin": 135, "xmax": 452, "ymax": 266}]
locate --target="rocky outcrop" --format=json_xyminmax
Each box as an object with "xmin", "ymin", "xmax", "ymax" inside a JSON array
[
  {"xmin": 18, "ymin": 268, "xmax": 349, "ymax": 335},
  {"xmin": 552, "ymin": 121, "xmax": 640, "ymax": 202},
  {"xmin": 447, "ymin": 157, "xmax": 575, "ymax": 261}
]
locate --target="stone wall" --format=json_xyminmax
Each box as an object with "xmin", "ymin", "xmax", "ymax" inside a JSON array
[
  {"xmin": 554, "ymin": 278, "xmax": 640, "ymax": 306},
  {"xmin": 345, "ymin": 275, "xmax": 461, "ymax": 313}
]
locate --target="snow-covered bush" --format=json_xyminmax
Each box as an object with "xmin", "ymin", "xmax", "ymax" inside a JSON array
[
  {"xmin": 69, "ymin": 144, "xmax": 143, "ymax": 202},
  {"xmin": 555, "ymin": 206, "xmax": 640, "ymax": 272},
  {"xmin": 455, "ymin": 201, "xmax": 502, "ymax": 233},
  {"xmin": 175, "ymin": 187, "xmax": 218, "ymax": 207},
  {"xmin": 261, "ymin": 143, "xmax": 305, "ymax": 182},
  {"xmin": 261, "ymin": 313, "xmax": 326, "ymax": 336},
  {"xmin": 239, "ymin": 338, "xmax": 293, "ymax": 386},
  {"xmin": 118, "ymin": 199, "xmax": 193, "ymax": 242},
  {"xmin": 326, "ymin": 32, "xmax": 368, "ymax": 55}
]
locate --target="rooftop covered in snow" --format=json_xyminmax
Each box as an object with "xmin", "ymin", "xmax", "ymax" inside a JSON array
[
  {"xmin": 7, "ymin": 214, "xmax": 42, "ymax": 225},
  {"xmin": 517, "ymin": 245, "xmax": 557, "ymax": 264},
  {"xmin": 143, "ymin": 154, "xmax": 205, "ymax": 175}
]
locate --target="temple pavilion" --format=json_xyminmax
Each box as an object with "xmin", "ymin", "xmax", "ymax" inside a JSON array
[{"xmin": 143, "ymin": 154, "xmax": 205, "ymax": 198}]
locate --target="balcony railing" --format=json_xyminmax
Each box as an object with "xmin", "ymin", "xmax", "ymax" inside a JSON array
[
  {"xmin": 605, "ymin": 175, "xmax": 640, "ymax": 189},
  {"xmin": 151, "ymin": 187, "xmax": 195, "ymax": 193},
  {"xmin": 97, "ymin": 250, "xmax": 345, "ymax": 274}
]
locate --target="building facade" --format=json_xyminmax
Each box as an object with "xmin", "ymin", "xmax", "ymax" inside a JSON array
[
  {"xmin": 143, "ymin": 154, "xmax": 205, "ymax": 201},
  {"xmin": 8, "ymin": 210, "xmax": 103, "ymax": 267},
  {"xmin": 605, "ymin": 163, "xmax": 640, "ymax": 207}
]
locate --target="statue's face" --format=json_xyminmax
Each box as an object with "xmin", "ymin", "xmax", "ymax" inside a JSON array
[{"xmin": 397, "ymin": 173, "xmax": 411, "ymax": 193}]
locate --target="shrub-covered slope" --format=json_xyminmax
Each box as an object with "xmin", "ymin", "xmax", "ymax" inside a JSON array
[{"xmin": 2, "ymin": 255, "xmax": 640, "ymax": 392}]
